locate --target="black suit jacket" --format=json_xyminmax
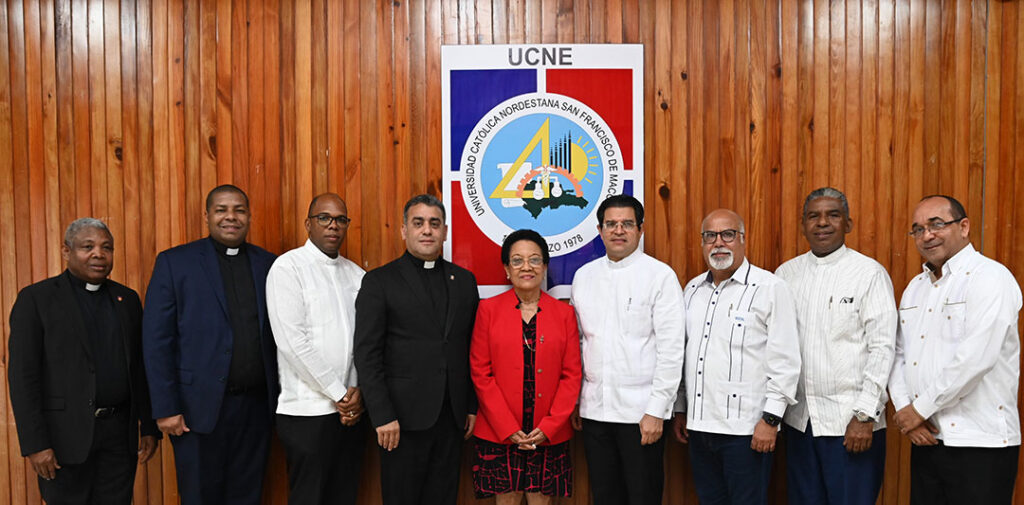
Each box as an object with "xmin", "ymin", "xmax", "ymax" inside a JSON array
[
  {"xmin": 7, "ymin": 271, "xmax": 160, "ymax": 464},
  {"xmin": 354, "ymin": 253, "xmax": 480, "ymax": 431}
]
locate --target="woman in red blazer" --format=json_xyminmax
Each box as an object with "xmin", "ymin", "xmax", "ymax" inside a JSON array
[{"xmin": 470, "ymin": 229, "xmax": 583, "ymax": 505}]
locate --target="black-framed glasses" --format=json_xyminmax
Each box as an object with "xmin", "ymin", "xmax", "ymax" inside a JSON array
[
  {"xmin": 701, "ymin": 229, "xmax": 742, "ymax": 244},
  {"xmin": 309, "ymin": 214, "xmax": 351, "ymax": 228},
  {"xmin": 908, "ymin": 217, "xmax": 964, "ymax": 238}
]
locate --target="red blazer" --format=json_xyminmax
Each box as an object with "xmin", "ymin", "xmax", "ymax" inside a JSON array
[{"xmin": 470, "ymin": 289, "xmax": 582, "ymax": 445}]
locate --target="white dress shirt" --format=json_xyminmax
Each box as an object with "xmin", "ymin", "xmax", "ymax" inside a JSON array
[
  {"xmin": 675, "ymin": 259, "xmax": 801, "ymax": 436},
  {"xmin": 889, "ymin": 244, "xmax": 1022, "ymax": 447},
  {"xmin": 571, "ymin": 247, "xmax": 685, "ymax": 422},
  {"xmin": 266, "ymin": 239, "xmax": 365, "ymax": 416},
  {"xmin": 775, "ymin": 246, "xmax": 897, "ymax": 435}
]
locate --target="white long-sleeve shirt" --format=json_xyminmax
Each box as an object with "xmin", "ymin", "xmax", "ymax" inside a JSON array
[
  {"xmin": 675, "ymin": 259, "xmax": 801, "ymax": 436},
  {"xmin": 571, "ymin": 247, "xmax": 685, "ymax": 422},
  {"xmin": 889, "ymin": 244, "xmax": 1022, "ymax": 447},
  {"xmin": 266, "ymin": 239, "xmax": 365, "ymax": 416},
  {"xmin": 775, "ymin": 246, "xmax": 897, "ymax": 435}
]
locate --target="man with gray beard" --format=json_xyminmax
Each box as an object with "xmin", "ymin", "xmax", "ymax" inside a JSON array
[{"xmin": 671, "ymin": 209, "xmax": 800, "ymax": 505}]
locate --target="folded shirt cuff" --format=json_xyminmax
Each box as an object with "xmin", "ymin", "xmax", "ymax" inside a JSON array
[
  {"xmin": 763, "ymin": 397, "xmax": 788, "ymax": 418},
  {"xmin": 912, "ymin": 396, "xmax": 939, "ymax": 420}
]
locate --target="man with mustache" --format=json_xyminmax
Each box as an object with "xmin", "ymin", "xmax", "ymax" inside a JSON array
[
  {"xmin": 889, "ymin": 195, "xmax": 1022, "ymax": 504},
  {"xmin": 775, "ymin": 188, "xmax": 896, "ymax": 505},
  {"xmin": 671, "ymin": 209, "xmax": 800, "ymax": 505},
  {"xmin": 570, "ymin": 194, "xmax": 685, "ymax": 505},
  {"xmin": 8, "ymin": 218, "xmax": 159, "ymax": 504},
  {"xmin": 266, "ymin": 193, "xmax": 366, "ymax": 505},
  {"xmin": 143, "ymin": 185, "xmax": 279, "ymax": 504}
]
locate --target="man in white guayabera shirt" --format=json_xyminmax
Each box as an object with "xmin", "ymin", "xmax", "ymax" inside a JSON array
[
  {"xmin": 671, "ymin": 209, "xmax": 800, "ymax": 505},
  {"xmin": 889, "ymin": 194, "xmax": 1022, "ymax": 505},
  {"xmin": 775, "ymin": 187, "xmax": 896, "ymax": 505},
  {"xmin": 266, "ymin": 193, "xmax": 366, "ymax": 505},
  {"xmin": 570, "ymin": 194, "xmax": 685, "ymax": 505}
]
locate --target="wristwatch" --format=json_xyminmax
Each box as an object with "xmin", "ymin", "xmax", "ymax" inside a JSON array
[
  {"xmin": 761, "ymin": 411, "xmax": 783, "ymax": 427},
  {"xmin": 853, "ymin": 410, "xmax": 874, "ymax": 423}
]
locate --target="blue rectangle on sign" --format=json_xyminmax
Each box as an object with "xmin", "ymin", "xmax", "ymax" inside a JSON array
[{"xmin": 449, "ymin": 69, "xmax": 536, "ymax": 172}]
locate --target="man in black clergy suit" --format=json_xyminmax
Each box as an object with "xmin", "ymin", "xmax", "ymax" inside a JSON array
[
  {"xmin": 354, "ymin": 193, "xmax": 480, "ymax": 505},
  {"xmin": 8, "ymin": 217, "xmax": 160, "ymax": 504}
]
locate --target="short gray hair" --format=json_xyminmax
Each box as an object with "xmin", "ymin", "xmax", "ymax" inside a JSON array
[
  {"xmin": 402, "ymin": 194, "xmax": 446, "ymax": 222},
  {"xmin": 803, "ymin": 187, "xmax": 850, "ymax": 217},
  {"xmin": 64, "ymin": 218, "xmax": 112, "ymax": 247}
]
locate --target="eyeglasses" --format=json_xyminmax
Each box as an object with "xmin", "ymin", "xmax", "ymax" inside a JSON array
[
  {"xmin": 701, "ymin": 229, "xmax": 743, "ymax": 244},
  {"xmin": 309, "ymin": 214, "xmax": 351, "ymax": 228},
  {"xmin": 509, "ymin": 256, "xmax": 544, "ymax": 268},
  {"xmin": 602, "ymin": 220, "xmax": 637, "ymax": 231},
  {"xmin": 908, "ymin": 217, "xmax": 964, "ymax": 238}
]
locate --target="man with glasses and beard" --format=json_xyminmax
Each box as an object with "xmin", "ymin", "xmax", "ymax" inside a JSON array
[
  {"xmin": 889, "ymin": 195, "xmax": 1022, "ymax": 504},
  {"xmin": 671, "ymin": 209, "xmax": 800, "ymax": 505}
]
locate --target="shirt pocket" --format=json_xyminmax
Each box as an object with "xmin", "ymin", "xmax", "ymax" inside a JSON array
[
  {"xmin": 623, "ymin": 301, "xmax": 654, "ymax": 339},
  {"xmin": 302, "ymin": 289, "xmax": 337, "ymax": 327},
  {"xmin": 723, "ymin": 381, "xmax": 757, "ymax": 421},
  {"xmin": 830, "ymin": 302, "xmax": 860, "ymax": 341},
  {"xmin": 939, "ymin": 301, "xmax": 967, "ymax": 343},
  {"xmin": 730, "ymin": 310, "xmax": 766, "ymax": 343},
  {"xmin": 897, "ymin": 305, "xmax": 920, "ymax": 336}
]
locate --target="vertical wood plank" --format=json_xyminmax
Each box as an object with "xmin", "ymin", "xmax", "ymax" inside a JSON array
[
  {"xmin": 248, "ymin": 0, "xmax": 269, "ymax": 247},
  {"xmin": 215, "ymin": 0, "xmax": 231, "ymax": 184},
  {"xmin": 0, "ymin": 0, "xmax": 21, "ymax": 502}
]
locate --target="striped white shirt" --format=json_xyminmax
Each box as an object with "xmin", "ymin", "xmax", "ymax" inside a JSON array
[
  {"xmin": 675, "ymin": 259, "xmax": 801, "ymax": 436},
  {"xmin": 776, "ymin": 246, "xmax": 897, "ymax": 436},
  {"xmin": 889, "ymin": 244, "xmax": 1022, "ymax": 447}
]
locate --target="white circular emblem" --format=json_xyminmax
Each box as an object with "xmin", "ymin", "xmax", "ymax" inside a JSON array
[{"xmin": 458, "ymin": 92, "xmax": 624, "ymax": 256}]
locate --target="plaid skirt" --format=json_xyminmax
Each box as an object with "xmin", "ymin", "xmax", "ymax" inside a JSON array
[{"xmin": 472, "ymin": 438, "xmax": 573, "ymax": 498}]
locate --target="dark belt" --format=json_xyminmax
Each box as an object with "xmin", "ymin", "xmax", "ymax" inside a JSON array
[{"xmin": 94, "ymin": 404, "xmax": 128, "ymax": 419}]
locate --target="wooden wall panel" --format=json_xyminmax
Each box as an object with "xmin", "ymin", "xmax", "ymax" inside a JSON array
[{"xmin": 2, "ymin": 0, "xmax": 1024, "ymax": 503}]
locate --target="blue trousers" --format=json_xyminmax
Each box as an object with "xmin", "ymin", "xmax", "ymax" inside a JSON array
[
  {"xmin": 170, "ymin": 392, "xmax": 271, "ymax": 505},
  {"xmin": 687, "ymin": 430, "xmax": 773, "ymax": 505},
  {"xmin": 784, "ymin": 421, "xmax": 886, "ymax": 505}
]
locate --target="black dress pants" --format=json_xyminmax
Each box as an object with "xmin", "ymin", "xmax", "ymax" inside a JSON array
[
  {"xmin": 581, "ymin": 418, "xmax": 666, "ymax": 505},
  {"xmin": 277, "ymin": 413, "xmax": 366, "ymax": 505},
  {"xmin": 379, "ymin": 402, "xmax": 463, "ymax": 505},
  {"xmin": 910, "ymin": 442, "xmax": 1019, "ymax": 505},
  {"xmin": 38, "ymin": 411, "xmax": 135, "ymax": 505}
]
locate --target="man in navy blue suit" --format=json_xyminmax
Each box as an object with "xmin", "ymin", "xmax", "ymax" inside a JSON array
[{"xmin": 142, "ymin": 185, "xmax": 279, "ymax": 505}]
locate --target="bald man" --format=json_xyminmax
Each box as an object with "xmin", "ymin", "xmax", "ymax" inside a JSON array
[
  {"xmin": 672, "ymin": 209, "xmax": 800, "ymax": 505},
  {"xmin": 889, "ymin": 195, "xmax": 1021, "ymax": 505},
  {"xmin": 267, "ymin": 193, "xmax": 367, "ymax": 505}
]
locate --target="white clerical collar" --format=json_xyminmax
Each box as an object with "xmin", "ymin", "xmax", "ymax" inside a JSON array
[
  {"xmin": 423, "ymin": 260, "xmax": 436, "ymax": 269},
  {"xmin": 85, "ymin": 283, "xmax": 101, "ymax": 292},
  {"xmin": 226, "ymin": 247, "xmax": 239, "ymax": 256}
]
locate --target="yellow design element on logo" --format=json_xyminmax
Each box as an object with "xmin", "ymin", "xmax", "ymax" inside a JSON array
[{"xmin": 489, "ymin": 118, "xmax": 552, "ymax": 199}]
